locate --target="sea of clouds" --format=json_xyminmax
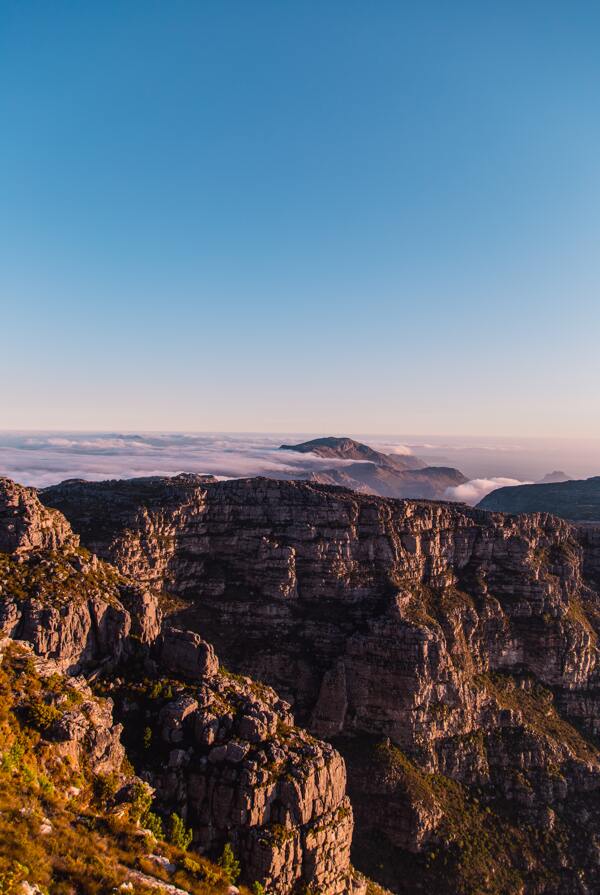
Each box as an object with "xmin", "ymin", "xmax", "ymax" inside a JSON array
[
  {"xmin": 0, "ymin": 432, "xmax": 364, "ymax": 489},
  {"xmin": 443, "ymin": 477, "xmax": 531, "ymax": 504},
  {"xmin": 0, "ymin": 431, "xmax": 595, "ymax": 505}
]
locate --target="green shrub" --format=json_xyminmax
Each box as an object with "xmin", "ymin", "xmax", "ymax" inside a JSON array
[
  {"xmin": 167, "ymin": 812, "xmax": 193, "ymax": 851},
  {"xmin": 129, "ymin": 781, "xmax": 153, "ymax": 823},
  {"xmin": 26, "ymin": 700, "xmax": 61, "ymax": 731},
  {"xmin": 143, "ymin": 810, "xmax": 163, "ymax": 839},
  {"xmin": 1, "ymin": 742, "xmax": 25, "ymax": 773},
  {"xmin": 182, "ymin": 856, "xmax": 202, "ymax": 875},
  {"xmin": 251, "ymin": 882, "xmax": 266, "ymax": 895},
  {"xmin": 143, "ymin": 726, "xmax": 152, "ymax": 750},
  {"xmin": 218, "ymin": 843, "xmax": 240, "ymax": 884}
]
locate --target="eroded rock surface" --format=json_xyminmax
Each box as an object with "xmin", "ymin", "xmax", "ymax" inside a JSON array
[
  {"xmin": 42, "ymin": 474, "xmax": 600, "ymax": 893},
  {"xmin": 109, "ymin": 643, "xmax": 360, "ymax": 894},
  {"xmin": 0, "ymin": 477, "xmax": 161, "ymax": 671},
  {"xmin": 0, "ymin": 476, "xmax": 360, "ymax": 895}
]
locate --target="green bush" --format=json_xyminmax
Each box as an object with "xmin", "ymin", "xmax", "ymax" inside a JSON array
[
  {"xmin": 218, "ymin": 843, "xmax": 240, "ymax": 884},
  {"xmin": 143, "ymin": 726, "xmax": 152, "ymax": 750},
  {"xmin": 167, "ymin": 812, "xmax": 193, "ymax": 851},
  {"xmin": 129, "ymin": 781, "xmax": 153, "ymax": 823},
  {"xmin": 143, "ymin": 810, "xmax": 163, "ymax": 839},
  {"xmin": 26, "ymin": 700, "xmax": 61, "ymax": 731},
  {"xmin": 251, "ymin": 882, "xmax": 266, "ymax": 895}
]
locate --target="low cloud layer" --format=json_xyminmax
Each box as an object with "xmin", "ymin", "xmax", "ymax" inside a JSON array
[
  {"xmin": 0, "ymin": 432, "xmax": 364, "ymax": 488},
  {"xmin": 0, "ymin": 432, "xmax": 591, "ymax": 497},
  {"xmin": 445, "ymin": 477, "xmax": 531, "ymax": 506}
]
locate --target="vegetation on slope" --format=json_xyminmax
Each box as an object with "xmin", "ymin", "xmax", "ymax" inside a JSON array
[{"xmin": 0, "ymin": 641, "xmax": 248, "ymax": 895}]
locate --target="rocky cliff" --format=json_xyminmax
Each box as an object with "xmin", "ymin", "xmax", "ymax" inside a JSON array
[
  {"xmin": 107, "ymin": 626, "xmax": 358, "ymax": 895},
  {"xmin": 0, "ymin": 478, "xmax": 164, "ymax": 673},
  {"xmin": 42, "ymin": 474, "xmax": 600, "ymax": 894},
  {"xmin": 0, "ymin": 476, "xmax": 363, "ymax": 895}
]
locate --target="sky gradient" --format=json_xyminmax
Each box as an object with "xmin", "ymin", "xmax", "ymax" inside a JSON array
[{"xmin": 1, "ymin": 2, "xmax": 600, "ymax": 436}]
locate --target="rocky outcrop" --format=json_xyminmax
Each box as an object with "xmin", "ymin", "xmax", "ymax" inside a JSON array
[
  {"xmin": 0, "ymin": 634, "xmax": 127, "ymax": 780},
  {"xmin": 0, "ymin": 477, "xmax": 76, "ymax": 554},
  {"xmin": 106, "ymin": 628, "xmax": 361, "ymax": 895},
  {"xmin": 42, "ymin": 474, "xmax": 600, "ymax": 893},
  {"xmin": 0, "ymin": 477, "xmax": 161, "ymax": 671},
  {"xmin": 159, "ymin": 626, "xmax": 219, "ymax": 680},
  {"xmin": 0, "ymin": 477, "xmax": 361, "ymax": 895}
]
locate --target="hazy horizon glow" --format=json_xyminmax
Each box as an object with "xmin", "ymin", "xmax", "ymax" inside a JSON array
[{"xmin": 1, "ymin": 3, "xmax": 600, "ymax": 435}]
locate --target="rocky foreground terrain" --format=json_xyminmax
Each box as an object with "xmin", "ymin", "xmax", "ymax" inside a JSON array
[
  {"xmin": 0, "ymin": 477, "xmax": 371, "ymax": 895},
  {"xmin": 38, "ymin": 473, "xmax": 600, "ymax": 895}
]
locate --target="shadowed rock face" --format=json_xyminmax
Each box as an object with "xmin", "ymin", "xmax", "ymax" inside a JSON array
[{"xmin": 42, "ymin": 474, "xmax": 600, "ymax": 894}]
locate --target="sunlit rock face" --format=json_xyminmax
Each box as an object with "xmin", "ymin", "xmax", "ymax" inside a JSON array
[
  {"xmin": 42, "ymin": 474, "xmax": 600, "ymax": 893},
  {"xmin": 0, "ymin": 476, "xmax": 160, "ymax": 672},
  {"xmin": 108, "ymin": 630, "xmax": 360, "ymax": 895},
  {"xmin": 0, "ymin": 476, "xmax": 361, "ymax": 895}
]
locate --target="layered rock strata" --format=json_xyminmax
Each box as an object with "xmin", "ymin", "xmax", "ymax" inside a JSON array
[
  {"xmin": 110, "ymin": 630, "xmax": 360, "ymax": 894},
  {"xmin": 42, "ymin": 474, "xmax": 600, "ymax": 893},
  {"xmin": 0, "ymin": 476, "xmax": 360, "ymax": 895},
  {"xmin": 0, "ymin": 477, "xmax": 161, "ymax": 672}
]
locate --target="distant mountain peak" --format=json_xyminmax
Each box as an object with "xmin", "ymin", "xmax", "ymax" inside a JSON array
[
  {"xmin": 279, "ymin": 435, "xmax": 425, "ymax": 470},
  {"xmin": 537, "ymin": 470, "xmax": 572, "ymax": 484},
  {"xmin": 278, "ymin": 436, "xmax": 467, "ymax": 499}
]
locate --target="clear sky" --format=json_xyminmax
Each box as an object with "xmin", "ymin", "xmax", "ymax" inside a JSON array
[{"xmin": 1, "ymin": 1, "xmax": 599, "ymax": 436}]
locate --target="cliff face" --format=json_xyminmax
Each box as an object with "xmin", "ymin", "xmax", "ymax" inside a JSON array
[
  {"xmin": 108, "ymin": 626, "xmax": 358, "ymax": 895},
  {"xmin": 0, "ymin": 477, "xmax": 161, "ymax": 673},
  {"xmin": 0, "ymin": 476, "xmax": 361, "ymax": 895},
  {"xmin": 42, "ymin": 474, "xmax": 600, "ymax": 894}
]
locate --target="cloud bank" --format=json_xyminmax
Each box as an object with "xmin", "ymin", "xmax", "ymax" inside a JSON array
[
  {"xmin": 445, "ymin": 477, "xmax": 532, "ymax": 505},
  {"xmin": 0, "ymin": 432, "xmax": 364, "ymax": 488},
  {"xmin": 0, "ymin": 432, "xmax": 582, "ymax": 501}
]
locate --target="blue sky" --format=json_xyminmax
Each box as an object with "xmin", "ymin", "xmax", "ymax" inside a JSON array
[{"xmin": 1, "ymin": 1, "xmax": 599, "ymax": 435}]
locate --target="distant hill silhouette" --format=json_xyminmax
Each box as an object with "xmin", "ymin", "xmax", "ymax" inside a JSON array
[
  {"xmin": 478, "ymin": 476, "xmax": 600, "ymax": 521},
  {"xmin": 537, "ymin": 470, "xmax": 571, "ymax": 484}
]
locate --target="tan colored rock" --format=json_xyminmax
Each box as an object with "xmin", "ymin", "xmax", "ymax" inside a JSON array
[{"xmin": 160, "ymin": 626, "xmax": 218, "ymax": 680}]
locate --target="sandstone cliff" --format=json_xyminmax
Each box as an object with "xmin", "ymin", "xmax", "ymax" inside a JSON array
[
  {"xmin": 0, "ymin": 475, "xmax": 362, "ymax": 895},
  {"xmin": 0, "ymin": 477, "xmax": 161, "ymax": 673},
  {"xmin": 42, "ymin": 474, "xmax": 600, "ymax": 894},
  {"xmin": 106, "ymin": 627, "xmax": 359, "ymax": 895}
]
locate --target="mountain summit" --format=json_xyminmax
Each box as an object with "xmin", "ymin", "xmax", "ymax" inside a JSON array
[
  {"xmin": 280, "ymin": 436, "xmax": 425, "ymax": 470},
  {"xmin": 279, "ymin": 436, "xmax": 467, "ymax": 499}
]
